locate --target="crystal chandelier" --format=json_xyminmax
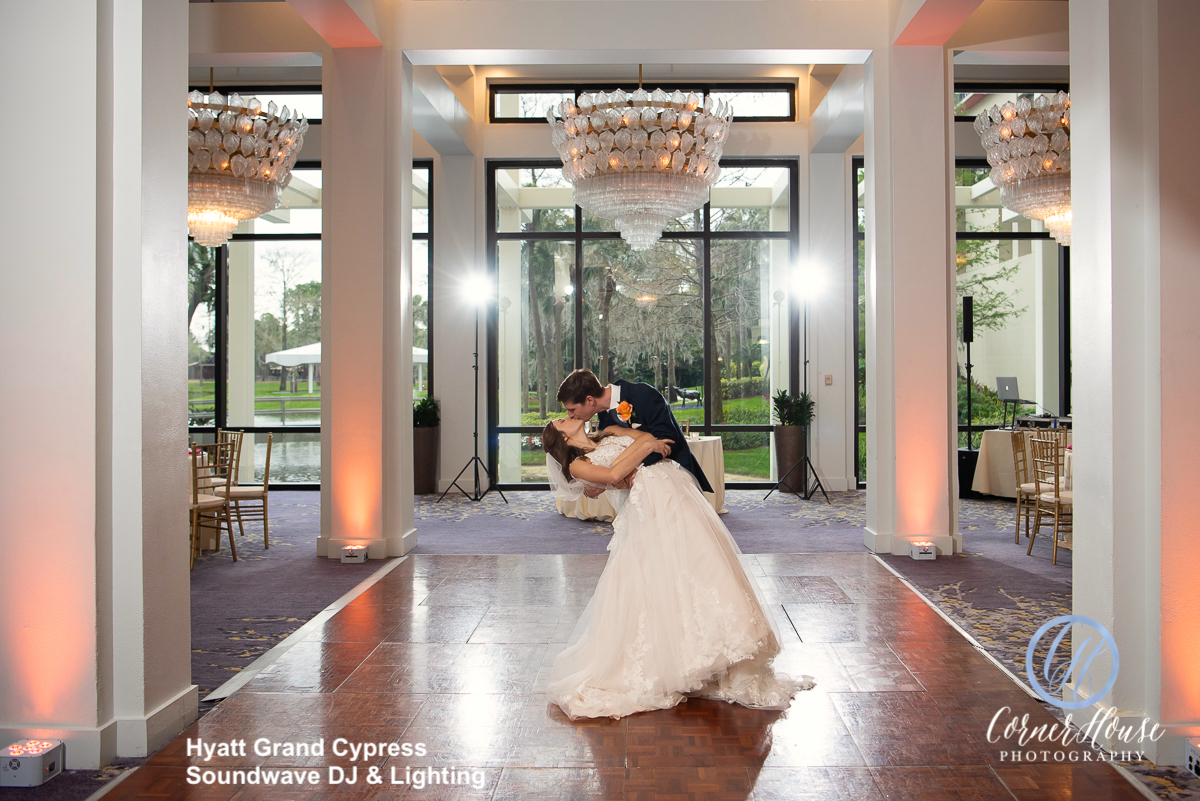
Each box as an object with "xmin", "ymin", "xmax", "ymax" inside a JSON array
[
  {"xmin": 547, "ymin": 88, "xmax": 732, "ymax": 251},
  {"xmin": 187, "ymin": 90, "xmax": 308, "ymax": 247},
  {"xmin": 974, "ymin": 91, "xmax": 1071, "ymax": 246}
]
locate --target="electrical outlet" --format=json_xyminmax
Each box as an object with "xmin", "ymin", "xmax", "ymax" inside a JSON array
[{"xmin": 824, "ymin": 374, "xmax": 833, "ymax": 386}]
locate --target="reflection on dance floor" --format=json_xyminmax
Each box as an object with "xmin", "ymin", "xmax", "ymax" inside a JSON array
[{"xmin": 106, "ymin": 554, "xmax": 1144, "ymax": 800}]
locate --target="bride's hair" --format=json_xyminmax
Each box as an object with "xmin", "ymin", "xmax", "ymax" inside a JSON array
[{"xmin": 541, "ymin": 421, "xmax": 611, "ymax": 473}]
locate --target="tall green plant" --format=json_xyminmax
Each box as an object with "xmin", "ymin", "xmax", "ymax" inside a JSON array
[
  {"xmin": 772, "ymin": 390, "xmax": 814, "ymax": 427},
  {"xmin": 413, "ymin": 397, "xmax": 440, "ymax": 428}
]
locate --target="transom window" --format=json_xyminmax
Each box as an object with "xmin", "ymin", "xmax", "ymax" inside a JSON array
[{"xmin": 490, "ymin": 83, "xmax": 795, "ymax": 124}]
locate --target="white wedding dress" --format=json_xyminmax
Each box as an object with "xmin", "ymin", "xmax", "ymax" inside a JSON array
[{"xmin": 548, "ymin": 435, "xmax": 814, "ymax": 720}]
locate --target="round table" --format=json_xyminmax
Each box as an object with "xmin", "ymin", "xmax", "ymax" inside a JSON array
[{"xmin": 557, "ymin": 435, "xmax": 727, "ymax": 520}]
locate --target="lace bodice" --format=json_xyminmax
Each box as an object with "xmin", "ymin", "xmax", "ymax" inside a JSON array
[{"xmin": 587, "ymin": 435, "xmax": 634, "ymax": 469}]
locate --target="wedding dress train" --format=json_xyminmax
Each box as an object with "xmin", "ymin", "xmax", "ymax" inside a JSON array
[{"xmin": 547, "ymin": 436, "xmax": 814, "ymax": 720}]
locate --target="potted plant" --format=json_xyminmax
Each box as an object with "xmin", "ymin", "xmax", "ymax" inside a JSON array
[
  {"xmin": 772, "ymin": 389, "xmax": 815, "ymax": 494},
  {"xmin": 413, "ymin": 397, "xmax": 440, "ymax": 494}
]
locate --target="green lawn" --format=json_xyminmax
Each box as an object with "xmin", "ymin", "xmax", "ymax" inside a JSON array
[
  {"xmin": 188, "ymin": 380, "xmax": 322, "ymax": 412},
  {"xmin": 722, "ymin": 446, "xmax": 771, "ymax": 479}
]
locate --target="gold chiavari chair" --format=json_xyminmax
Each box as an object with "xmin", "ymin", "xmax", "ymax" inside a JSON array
[
  {"xmin": 216, "ymin": 433, "xmax": 273, "ymax": 548},
  {"xmin": 1010, "ymin": 430, "xmax": 1038, "ymax": 545},
  {"xmin": 1028, "ymin": 436, "xmax": 1071, "ymax": 565},
  {"xmin": 189, "ymin": 440, "xmax": 238, "ymax": 568},
  {"xmin": 216, "ymin": 428, "xmax": 245, "ymax": 484}
]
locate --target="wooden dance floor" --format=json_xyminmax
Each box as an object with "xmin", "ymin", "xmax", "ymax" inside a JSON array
[{"xmin": 109, "ymin": 553, "xmax": 1144, "ymax": 799}]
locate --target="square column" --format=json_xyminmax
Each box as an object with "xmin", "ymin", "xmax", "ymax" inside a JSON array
[
  {"xmin": 863, "ymin": 46, "xmax": 959, "ymax": 556},
  {"xmin": 319, "ymin": 36, "xmax": 415, "ymax": 558},
  {"xmin": 0, "ymin": 0, "xmax": 195, "ymax": 768},
  {"xmin": 1071, "ymin": 0, "xmax": 1200, "ymax": 765}
]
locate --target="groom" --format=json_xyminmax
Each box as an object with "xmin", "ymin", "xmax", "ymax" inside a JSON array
[{"xmin": 557, "ymin": 369, "xmax": 713, "ymax": 497}]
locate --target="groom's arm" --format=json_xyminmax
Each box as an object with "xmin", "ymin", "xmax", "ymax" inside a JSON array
[{"xmin": 627, "ymin": 386, "xmax": 687, "ymax": 465}]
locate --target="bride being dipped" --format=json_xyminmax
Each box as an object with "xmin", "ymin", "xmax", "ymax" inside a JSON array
[{"xmin": 540, "ymin": 370, "xmax": 814, "ymax": 720}]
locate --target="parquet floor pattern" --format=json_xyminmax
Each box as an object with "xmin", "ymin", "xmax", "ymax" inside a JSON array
[{"xmin": 108, "ymin": 554, "xmax": 1146, "ymax": 800}]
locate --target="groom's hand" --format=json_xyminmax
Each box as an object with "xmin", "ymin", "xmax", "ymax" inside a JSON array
[{"xmin": 583, "ymin": 485, "xmax": 604, "ymax": 499}]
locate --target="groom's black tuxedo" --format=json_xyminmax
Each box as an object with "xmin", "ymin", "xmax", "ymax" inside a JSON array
[{"xmin": 595, "ymin": 379, "xmax": 714, "ymax": 494}]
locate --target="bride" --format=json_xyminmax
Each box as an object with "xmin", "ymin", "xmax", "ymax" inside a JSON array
[{"xmin": 541, "ymin": 417, "xmax": 814, "ymax": 720}]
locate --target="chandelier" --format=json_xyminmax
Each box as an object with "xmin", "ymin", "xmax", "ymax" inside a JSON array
[
  {"xmin": 547, "ymin": 87, "xmax": 732, "ymax": 250},
  {"xmin": 974, "ymin": 91, "xmax": 1071, "ymax": 245},
  {"xmin": 187, "ymin": 90, "xmax": 308, "ymax": 247}
]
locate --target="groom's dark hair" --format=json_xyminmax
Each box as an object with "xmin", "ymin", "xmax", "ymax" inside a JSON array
[{"xmin": 558, "ymin": 369, "xmax": 604, "ymax": 405}]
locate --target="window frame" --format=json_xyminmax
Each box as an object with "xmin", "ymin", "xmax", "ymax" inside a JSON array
[
  {"xmin": 186, "ymin": 84, "xmax": 324, "ymax": 124},
  {"xmin": 952, "ymin": 82, "xmax": 1070, "ymax": 124},
  {"xmin": 486, "ymin": 157, "xmax": 800, "ymax": 492},
  {"xmin": 488, "ymin": 81, "xmax": 797, "ymax": 124},
  {"xmin": 188, "ymin": 154, "xmax": 433, "ymax": 489},
  {"xmin": 851, "ymin": 155, "xmax": 1070, "ymax": 488}
]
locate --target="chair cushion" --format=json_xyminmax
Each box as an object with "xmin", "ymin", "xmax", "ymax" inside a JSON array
[
  {"xmin": 1039, "ymin": 490, "xmax": 1072, "ymax": 504},
  {"xmin": 191, "ymin": 494, "xmax": 226, "ymax": 510},
  {"xmin": 1018, "ymin": 483, "xmax": 1038, "ymax": 494},
  {"xmin": 215, "ymin": 485, "xmax": 266, "ymax": 498}
]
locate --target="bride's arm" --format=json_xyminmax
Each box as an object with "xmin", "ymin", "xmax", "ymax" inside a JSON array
[{"xmin": 569, "ymin": 436, "xmax": 672, "ymax": 485}]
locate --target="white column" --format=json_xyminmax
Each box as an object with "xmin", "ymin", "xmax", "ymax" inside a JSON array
[
  {"xmin": 1071, "ymin": 0, "xmax": 1200, "ymax": 765},
  {"xmin": 320, "ymin": 35, "xmax": 415, "ymax": 559},
  {"xmin": 0, "ymin": 0, "xmax": 194, "ymax": 768},
  {"xmin": 809, "ymin": 152, "xmax": 853, "ymax": 491},
  {"xmin": 863, "ymin": 45, "xmax": 958, "ymax": 556}
]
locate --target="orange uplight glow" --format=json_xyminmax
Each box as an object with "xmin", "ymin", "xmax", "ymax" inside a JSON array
[
  {"xmin": 4, "ymin": 544, "xmax": 97, "ymax": 723},
  {"xmin": 6, "ymin": 740, "xmax": 56, "ymax": 756}
]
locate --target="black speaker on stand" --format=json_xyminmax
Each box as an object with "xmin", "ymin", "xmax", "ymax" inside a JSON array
[{"xmin": 958, "ymin": 295, "xmax": 984, "ymax": 500}]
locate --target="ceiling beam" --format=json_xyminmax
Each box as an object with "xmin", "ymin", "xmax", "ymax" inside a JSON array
[
  {"xmin": 286, "ymin": 0, "xmax": 380, "ymax": 48},
  {"xmin": 893, "ymin": 0, "xmax": 986, "ymax": 47}
]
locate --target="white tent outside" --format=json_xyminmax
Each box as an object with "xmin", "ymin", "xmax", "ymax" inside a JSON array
[{"xmin": 265, "ymin": 342, "xmax": 429, "ymax": 394}]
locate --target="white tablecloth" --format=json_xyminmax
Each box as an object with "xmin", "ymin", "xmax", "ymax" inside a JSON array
[
  {"xmin": 972, "ymin": 429, "xmax": 1072, "ymax": 498},
  {"xmin": 557, "ymin": 435, "xmax": 727, "ymax": 520}
]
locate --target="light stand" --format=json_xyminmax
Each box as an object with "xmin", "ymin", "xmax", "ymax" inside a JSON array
[
  {"xmin": 438, "ymin": 299, "xmax": 507, "ymax": 504},
  {"xmin": 765, "ymin": 274, "xmax": 829, "ymax": 505}
]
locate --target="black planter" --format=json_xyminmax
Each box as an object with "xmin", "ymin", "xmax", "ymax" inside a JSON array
[
  {"xmin": 773, "ymin": 426, "xmax": 807, "ymax": 494},
  {"xmin": 413, "ymin": 426, "xmax": 440, "ymax": 494}
]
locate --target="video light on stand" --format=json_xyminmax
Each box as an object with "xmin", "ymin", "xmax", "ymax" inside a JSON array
[
  {"xmin": 438, "ymin": 274, "xmax": 508, "ymax": 504},
  {"xmin": 1, "ymin": 740, "xmax": 64, "ymax": 787}
]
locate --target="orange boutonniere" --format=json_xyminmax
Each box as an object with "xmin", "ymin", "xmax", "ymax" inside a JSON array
[{"xmin": 616, "ymin": 401, "xmax": 634, "ymax": 423}]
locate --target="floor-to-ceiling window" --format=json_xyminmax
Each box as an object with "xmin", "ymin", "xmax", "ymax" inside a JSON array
[
  {"xmin": 487, "ymin": 158, "xmax": 799, "ymax": 490},
  {"xmin": 851, "ymin": 85, "xmax": 1071, "ymax": 485},
  {"xmin": 187, "ymin": 85, "xmax": 432, "ymax": 485}
]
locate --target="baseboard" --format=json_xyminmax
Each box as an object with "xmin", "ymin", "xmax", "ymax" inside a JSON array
[
  {"xmin": 116, "ymin": 684, "xmax": 198, "ymax": 758},
  {"xmin": 863, "ymin": 527, "xmax": 891, "ymax": 554}
]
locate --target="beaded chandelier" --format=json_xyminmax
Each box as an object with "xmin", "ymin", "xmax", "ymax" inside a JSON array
[
  {"xmin": 974, "ymin": 91, "xmax": 1071, "ymax": 246},
  {"xmin": 187, "ymin": 90, "xmax": 308, "ymax": 247},
  {"xmin": 547, "ymin": 87, "xmax": 732, "ymax": 251}
]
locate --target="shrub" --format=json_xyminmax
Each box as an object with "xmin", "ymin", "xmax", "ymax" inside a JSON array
[{"xmin": 413, "ymin": 397, "xmax": 440, "ymax": 428}]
